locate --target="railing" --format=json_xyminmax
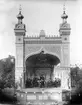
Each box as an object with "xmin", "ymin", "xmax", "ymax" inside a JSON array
[{"xmin": 16, "ymin": 88, "xmax": 62, "ymax": 105}]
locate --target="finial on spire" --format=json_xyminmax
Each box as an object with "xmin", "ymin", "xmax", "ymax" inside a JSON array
[
  {"xmin": 19, "ymin": 4, "xmax": 22, "ymax": 12},
  {"xmin": 17, "ymin": 5, "xmax": 24, "ymax": 24},
  {"xmin": 63, "ymin": 3, "xmax": 66, "ymax": 13},
  {"xmin": 61, "ymin": 2, "xmax": 68, "ymax": 23}
]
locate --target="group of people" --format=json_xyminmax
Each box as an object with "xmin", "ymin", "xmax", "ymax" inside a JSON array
[{"xmin": 25, "ymin": 76, "xmax": 61, "ymax": 88}]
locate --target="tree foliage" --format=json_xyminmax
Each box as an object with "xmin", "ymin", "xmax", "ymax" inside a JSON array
[
  {"xmin": 0, "ymin": 55, "xmax": 15, "ymax": 89},
  {"xmin": 70, "ymin": 66, "xmax": 82, "ymax": 90}
]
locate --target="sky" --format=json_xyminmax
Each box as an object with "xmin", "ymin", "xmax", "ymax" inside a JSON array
[{"xmin": 0, "ymin": 0, "xmax": 82, "ymax": 65}]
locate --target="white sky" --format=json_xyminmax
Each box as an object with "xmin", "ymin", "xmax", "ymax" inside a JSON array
[{"xmin": 0, "ymin": 0, "xmax": 82, "ymax": 65}]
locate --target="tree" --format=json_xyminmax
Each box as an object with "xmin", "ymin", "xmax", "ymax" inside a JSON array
[
  {"xmin": 70, "ymin": 66, "xmax": 80, "ymax": 88},
  {"xmin": 0, "ymin": 55, "xmax": 15, "ymax": 89}
]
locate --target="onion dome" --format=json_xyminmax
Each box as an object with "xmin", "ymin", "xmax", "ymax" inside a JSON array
[
  {"xmin": 61, "ymin": 4, "xmax": 68, "ymax": 23},
  {"xmin": 17, "ymin": 5, "xmax": 24, "ymax": 23},
  {"xmin": 17, "ymin": 11, "xmax": 24, "ymax": 20},
  {"xmin": 61, "ymin": 10, "xmax": 68, "ymax": 20}
]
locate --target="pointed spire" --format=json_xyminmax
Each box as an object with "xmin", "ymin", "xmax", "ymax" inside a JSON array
[
  {"xmin": 17, "ymin": 5, "xmax": 24, "ymax": 24},
  {"xmin": 61, "ymin": 3, "xmax": 68, "ymax": 23},
  {"xmin": 19, "ymin": 4, "xmax": 22, "ymax": 12},
  {"xmin": 63, "ymin": 3, "xmax": 66, "ymax": 13}
]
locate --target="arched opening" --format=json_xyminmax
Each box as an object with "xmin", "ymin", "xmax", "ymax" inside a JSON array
[{"xmin": 25, "ymin": 51, "xmax": 61, "ymax": 88}]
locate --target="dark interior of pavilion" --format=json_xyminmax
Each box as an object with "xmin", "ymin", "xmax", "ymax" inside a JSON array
[{"xmin": 25, "ymin": 51, "xmax": 61, "ymax": 88}]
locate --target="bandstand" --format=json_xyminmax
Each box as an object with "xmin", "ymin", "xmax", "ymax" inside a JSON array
[{"xmin": 14, "ymin": 7, "xmax": 71, "ymax": 105}]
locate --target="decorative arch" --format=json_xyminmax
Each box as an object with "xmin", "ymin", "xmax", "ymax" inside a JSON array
[
  {"xmin": 25, "ymin": 47, "xmax": 61, "ymax": 63},
  {"xmin": 25, "ymin": 49, "xmax": 61, "ymax": 88},
  {"xmin": 26, "ymin": 52, "xmax": 60, "ymax": 66}
]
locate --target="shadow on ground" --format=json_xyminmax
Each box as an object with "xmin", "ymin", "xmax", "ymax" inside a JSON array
[
  {"xmin": 64, "ymin": 89, "xmax": 82, "ymax": 105},
  {"xmin": 0, "ymin": 88, "xmax": 20, "ymax": 105}
]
